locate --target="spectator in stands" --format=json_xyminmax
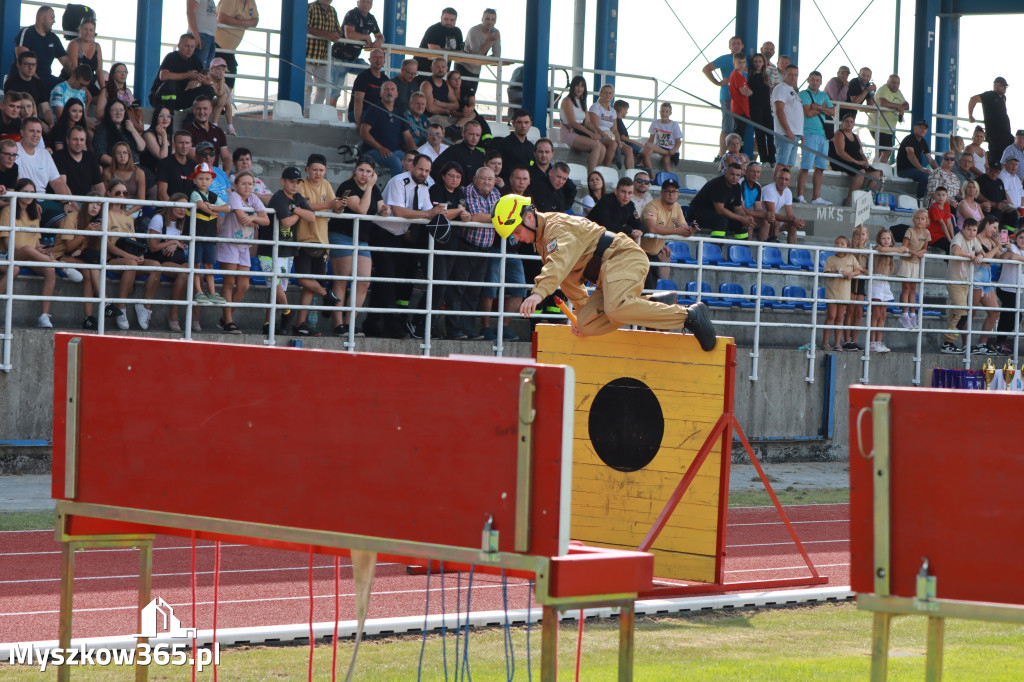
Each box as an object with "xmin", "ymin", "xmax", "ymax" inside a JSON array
[
  {"xmin": 231, "ymin": 147, "xmax": 271, "ymax": 203},
  {"xmin": 689, "ymin": 163, "xmax": 754, "ymax": 240},
  {"xmin": 420, "ymin": 58, "xmax": 459, "ymax": 130},
  {"xmin": 484, "ymin": 150, "xmax": 504, "ymax": 190},
  {"xmin": 993, "ymin": 226, "xmax": 1024, "ymax": 354},
  {"xmin": 193, "ymin": 143, "xmax": 231, "ymax": 207},
  {"xmin": 761, "ymin": 41, "xmax": 780, "ymax": 86},
  {"xmin": 868, "ymin": 74, "xmax": 909, "ymax": 164},
  {"xmin": 214, "ymin": 0, "xmax": 260, "ymax": 90},
  {"xmin": 927, "ymin": 186, "xmax": 955, "ymax": 252},
  {"xmin": 747, "ymin": 53, "xmax": 775, "ymax": 165},
  {"xmin": 374, "ymin": 153, "xmax": 444, "ymax": 339},
  {"xmin": 823, "ymin": 66, "xmax": 850, "ymax": 139},
  {"xmin": 206, "ymin": 58, "xmax": 236, "ymax": 134},
  {"xmin": 587, "ymin": 84, "xmax": 623, "ymax": 168},
  {"xmin": 428, "ymin": 160, "xmax": 471, "ymax": 338},
  {"xmin": 999, "ymin": 158, "xmax": 1024, "ymax": 212},
  {"xmin": 149, "ymin": 33, "xmax": 214, "ymax": 110},
  {"xmin": 217, "ymin": 171, "xmax": 269, "ymax": 334},
  {"xmin": 329, "ymin": 156, "xmax": 390, "ymax": 336},
  {"xmin": 103, "ymin": 141, "xmax": 146, "ymax": 210},
  {"xmin": 304, "ymin": 0, "xmax": 342, "ymax": 110},
  {"xmin": 977, "ymin": 162, "xmax": 1019, "ymax": 230},
  {"xmin": 702, "ymin": 35, "xmax": 744, "ymax": 160},
  {"xmin": 760, "ymin": 166, "xmax": 803, "ymax": 243},
  {"xmin": 48, "ymin": 98, "xmax": 85, "ymax": 152},
  {"xmin": 794, "ymin": 70, "xmax": 833, "ymax": 205},
  {"xmin": 928, "ymin": 150, "xmax": 961, "ymax": 204},
  {"xmin": 65, "ymin": 17, "xmax": 103, "ymax": 96},
  {"xmin": 393, "ymin": 59, "xmax": 420, "ymax": 116},
  {"xmin": 14, "ymin": 6, "xmax": 70, "ymax": 91},
  {"xmin": 999, "ymin": 130, "xmax": 1024, "ymax": 180},
  {"xmin": 728, "ymin": 53, "xmax": 752, "ymax": 142},
  {"xmin": 189, "ymin": 162, "xmax": 231, "ymax": 316},
  {"xmin": 528, "ymin": 139, "xmax": 576, "ymax": 213},
  {"xmin": 739, "ymin": 162, "xmax": 772, "ymax": 240},
  {"xmin": 54, "ymin": 125, "xmax": 103, "ymax": 197},
  {"xmin": 771, "ymin": 64, "xmax": 802, "ymax": 175},
  {"xmin": 0, "ymin": 141, "xmax": 19, "ymax": 212},
  {"xmin": 417, "ymin": 7, "xmax": 464, "ymax": 73},
  {"xmin": 718, "ymin": 133, "xmax": 750, "ymax": 175},
  {"xmin": 630, "ymin": 170, "xmax": 653, "ymax": 213},
  {"xmin": 941, "ymin": 216, "xmax": 983, "ymax": 354},
  {"xmin": 18, "ymin": 95, "xmax": 45, "ymax": 133},
  {"xmin": 0, "ymin": 94, "xmax": 23, "ymax": 143},
  {"xmin": 454, "ymin": 165, "xmax": 504, "ymax": 340},
  {"xmin": 844, "ymin": 67, "xmax": 875, "ymax": 122},
  {"xmin": 613, "ymin": 100, "xmax": 643, "ymax": 161},
  {"xmin": 94, "ymin": 62, "xmax": 135, "ymax": 120},
  {"xmin": 50, "ymin": 65, "xmax": 92, "ymax": 121},
  {"xmin": 187, "ymin": 0, "xmax": 220, "ymax": 68},
  {"xmin": 581, "ymin": 170, "xmax": 604, "ymax": 216},
  {"xmin": 332, "ymin": 0, "xmax": 383, "ymax": 108},
  {"xmin": 348, "ymin": 47, "xmax": 387, "ymax": 124},
  {"xmin": 589, "ymin": 177, "xmax": 641, "ymax": 239},
  {"xmin": 260, "ymin": 167, "xmax": 309, "ymax": 335},
  {"xmin": 968, "ymin": 77, "xmax": 1012, "ymax": 165},
  {"xmin": 404, "ymin": 91, "xmax": 433, "ymax": 148},
  {"xmin": 52, "ymin": 196, "xmax": 99, "ymax": 328},
  {"xmin": 954, "ymin": 151, "xmax": 978, "ymax": 190},
  {"xmin": 559, "ymin": 76, "xmax": 605, "ymax": 173},
  {"xmin": 138, "ymin": 195, "xmax": 190, "ymax": 331},
  {"xmin": 141, "ymin": 106, "xmax": 173, "ymax": 177},
  {"xmin": 4, "ymin": 52, "xmax": 54, "ymax": 126},
  {"xmin": 94, "ymin": 99, "xmax": 145, "ymax": 167},
  {"xmin": 896, "ymin": 120, "xmax": 937, "ymax": 199},
  {"xmin": 3, "ymin": 178, "xmax": 56, "ymax": 328},
  {"xmin": 103, "ymin": 176, "xmax": 147, "ymax": 330},
  {"xmin": 960, "ymin": 126, "xmax": 987, "ymax": 178},
  {"xmin": 157, "ymin": 130, "xmax": 197, "ymax": 201},
  {"xmin": 957, "ymin": 179, "xmax": 983, "ymax": 229},
  {"xmin": 970, "ymin": 214, "xmax": 1002, "ymax": 355},
  {"xmin": 455, "ymin": 9, "xmax": 499, "ymax": 98},
  {"xmin": 16, "ymin": 118, "xmax": 72, "ymax": 202},
  {"xmin": 821, "ymin": 235, "xmax": 864, "ymax": 351},
  {"xmin": 400, "ymin": 150, "xmax": 418, "ymax": 175},
  {"xmin": 446, "ymin": 70, "xmax": 478, "ymax": 133},
  {"xmin": 358, "ymin": 80, "xmax": 413, "ymax": 176},
  {"xmin": 489, "ymin": 108, "xmax": 535, "ymax": 183},
  {"xmin": 506, "ymin": 165, "xmax": 531, "ymax": 196},
  {"xmin": 831, "ymin": 113, "xmax": 883, "ymax": 205},
  {"xmin": 641, "ymin": 177, "xmax": 694, "ymax": 280},
  {"xmin": 640, "ymin": 102, "xmax": 683, "ymax": 173},
  {"xmin": 292, "ymin": 153, "xmax": 345, "ymax": 335},
  {"xmin": 432, "ymin": 119, "xmax": 484, "ymax": 186},
  {"xmin": 417, "ymin": 122, "xmax": 448, "ymax": 161},
  {"xmin": 185, "ymin": 96, "xmax": 232, "ymax": 171}
]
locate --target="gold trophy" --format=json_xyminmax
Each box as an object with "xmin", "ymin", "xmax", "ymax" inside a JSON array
[
  {"xmin": 1002, "ymin": 359, "xmax": 1017, "ymax": 391},
  {"xmin": 983, "ymin": 357, "xmax": 996, "ymax": 390}
]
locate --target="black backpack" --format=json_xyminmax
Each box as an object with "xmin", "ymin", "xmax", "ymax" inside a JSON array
[{"xmin": 62, "ymin": 4, "xmax": 96, "ymax": 36}]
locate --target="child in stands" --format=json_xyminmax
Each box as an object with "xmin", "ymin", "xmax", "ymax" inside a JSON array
[
  {"xmin": 895, "ymin": 208, "xmax": 929, "ymax": 328},
  {"xmin": 822, "ymin": 235, "xmax": 864, "ymax": 351},
  {"xmin": 869, "ymin": 226, "xmax": 908, "ymax": 353},
  {"xmin": 842, "ymin": 224, "xmax": 870, "ymax": 351},
  {"xmin": 189, "ymin": 162, "xmax": 230, "ymax": 308},
  {"xmin": 928, "ymin": 186, "xmax": 954, "ymax": 252},
  {"xmin": 728, "ymin": 52, "xmax": 752, "ymax": 140},
  {"xmin": 941, "ymin": 217, "xmax": 984, "ymax": 354},
  {"xmin": 217, "ymin": 171, "xmax": 269, "ymax": 334},
  {"xmin": 262, "ymin": 166, "xmax": 313, "ymax": 335}
]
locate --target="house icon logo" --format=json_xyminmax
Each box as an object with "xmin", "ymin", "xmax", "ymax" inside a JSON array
[{"xmin": 132, "ymin": 597, "xmax": 197, "ymax": 639}]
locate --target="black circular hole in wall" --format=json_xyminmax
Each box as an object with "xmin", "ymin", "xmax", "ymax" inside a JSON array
[{"xmin": 587, "ymin": 377, "xmax": 664, "ymax": 472}]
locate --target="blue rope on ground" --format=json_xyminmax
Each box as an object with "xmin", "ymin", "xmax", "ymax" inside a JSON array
[
  {"xmin": 440, "ymin": 562, "xmax": 449, "ymax": 681},
  {"xmin": 417, "ymin": 560, "xmax": 431, "ymax": 682},
  {"xmin": 453, "ymin": 571, "xmax": 462, "ymax": 681},
  {"xmin": 460, "ymin": 566, "xmax": 475, "ymax": 681},
  {"xmin": 501, "ymin": 570, "xmax": 514, "ymax": 681},
  {"xmin": 526, "ymin": 581, "xmax": 534, "ymax": 682}
]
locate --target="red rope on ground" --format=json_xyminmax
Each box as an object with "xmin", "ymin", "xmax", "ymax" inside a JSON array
[
  {"xmin": 331, "ymin": 557, "xmax": 340, "ymax": 682},
  {"xmin": 212, "ymin": 540, "xmax": 221, "ymax": 682},
  {"xmin": 308, "ymin": 547, "xmax": 315, "ymax": 682},
  {"xmin": 190, "ymin": 532, "xmax": 197, "ymax": 682},
  {"xmin": 574, "ymin": 609, "xmax": 584, "ymax": 681}
]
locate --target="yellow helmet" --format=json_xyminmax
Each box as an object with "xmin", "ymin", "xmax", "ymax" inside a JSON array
[{"xmin": 492, "ymin": 194, "xmax": 532, "ymax": 239}]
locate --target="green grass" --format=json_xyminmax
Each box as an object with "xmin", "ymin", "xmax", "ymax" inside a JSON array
[
  {"xmin": 728, "ymin": 487, "xmax": 848, "ymax": 507},
  {"xmin": 0, "ymin": 509, "xmax": 54, "ymax": 531},
  {"xmin": 6, "ymin": 603, "xmax": 1024, "ymax": 680}
]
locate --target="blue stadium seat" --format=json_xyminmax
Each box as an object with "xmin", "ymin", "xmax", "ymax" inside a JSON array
[
  {"xmin": 817, "ymin": 286, "xmax": 827, "ymax": 310},
  {"xmin": 678, "ymin": 280, "xmax": 699, "ymax": 305},
  {"xmin": 725, "ymin": 244, "xmax": 757, "ymax": 268},
  {"xmin": 763, "ymin": 246, "xmax": 801, "ymax": 271},
  {"xmin": 754, "ymin": 284, "xmax": 795, "ymax": 310},
  {"xmin": 686, "ymin": 280, "xmax": 731, "ymax": 307},
  {"xmin": 699, "ymin": 242, "xmax": 724, "ymax": 265},
  {"xmin": 916, "ymin": 294, "xmax": 941, "ymax": 317},
  {"xmin": 788, "ymin": 249, "xmax": 814, "ymax": 271},
  {"xmin": 717, "ymin": 282, "xmax": 745, "ymax": 307},
  {"xmin": 654, "ymin": 278, "xmax": 684, "ymax": 304},
  {"xmin": 667, "ymin": 241, "xmax": 697, "ymax": 264},
  {"xmin": 817, "ymin": 251, "xmax": 835, "ymax": 271},
  {"xmin": 249, "ymin": 257, "xmax": 267, "ymax": 286},
  {"xmin": 654, "ymin": 171, "xmax": 679, "ymax": 187},
  {"xmin": 782, "ymin": 285, "xmax": 812, "ymax": 310}
]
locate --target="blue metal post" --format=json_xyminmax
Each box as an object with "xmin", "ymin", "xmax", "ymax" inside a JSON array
[
  {"xmin": 593, "ymin": 0, "xmax": 618, "ymax": 92},
  {"xmin": 135, "ymin": 1, "xmax": 163, "ymax": 100},
  {"xmin": 383, "ymin": 0, "xmax": 407, "ymax": 72},
  {"xmin": 522, "ymin": 0, "xmax": 552, "ymax": 134},
  {"xmin": 911, "ymin": 0, "xmax": 939, "ymax": 150},
  {"xmin": 278, "ymin": 1, "xmax": 308, "ymax": 106},
  {"xmin": 736, "ymin": 0, "xmax": 759, "ymax": 58},
  {"xmin": 0, "ymin": 0, "xmax": 21, "ymax": 80},
  {"xmin": 778, "ymin": 0, "xmax": 800, "ymax": 66},
  {"xmin": 935, "ymin": 1, "xmax": 959, "ymax": 153}
]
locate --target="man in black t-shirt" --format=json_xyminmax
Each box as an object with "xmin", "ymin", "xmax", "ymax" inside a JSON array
[
  {"xmin": 488, "ymin": 109, "xmax": 535, "ymax": 183},
  {"xmin": 3, "ymin": 52, "xmax": 53, "ymax": 124},
  {"xmin": 149, "ymin": 33, "xmax": 215, "ymax": 110},
  {"xmin": 968, "ymin": 77, "xmax": 1013, "ymax": 164},
  {"xmin": 261, "ymin": 166, "xmax": 315, "ymax": 335},
  {"xmin": 157, "ymin": 130, "xmax": 198, "ymax": 200},
  {"xmin": 416, "ymin": 8, "xmax": 464, "ymax": 73},
  {"xmin": 347, "ymin": 48, "xmax": 387, "ymax": 124},
  {"xmin": 431, "ymin": 120, "xmax": 485, "ymax": 186},
  {"xmin": 0, "ymin": 139, "xmax": 20, "ymax": 208},
  {"xmin": 688, "ymin": 163, "xmax": 754, "ymax": 239},
  {"xmin": 589, "ymin": 177, "xmax": 641, "ymax": 237},
  {"xmin": 0, "ymin": 93, "xmax": 24, "ymax": 142},
  {"xmin": 52, "ymin": 126, "xmax": 103, "ymax": 197},
  {"xmin": 843, "ymin": 67, "xmax": 876, "ymax": 122},
  {"xmin": 895, "ymin": 120, "xmax": 937, "ymax": 198},
  {"xmin": 331, "ymin": 0, "xmax": 384, "ymax": 107}
]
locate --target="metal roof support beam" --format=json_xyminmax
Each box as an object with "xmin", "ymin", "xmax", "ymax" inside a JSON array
[
  {"xmin": 935, "ymin": 1, "xmax": 959, "ymax": 153},
  {"xmin": 736, "ymin": 0, "xmax": 759, "ymax": 58},
  {"xmin": 911, "ymin": 0, "xmax": 939, "ymax": 149},
  {"xmin": 135, "ymin": 1, "xmax": 164, "ymax": 100},
  {"xmin": 523, "ymin": 0, "xmax": 552, "ymax": 135},
  {"xmin": 277, "ymin": 1, "xmax": 308, "ymax": 106},
  {"xmin": 0, "ymin": 0, "xmax": 22, "ymax": 81},
  {"xmin": 779, "ymin": 0, "xmax": 800, "ymax": 66},
  {"xmin": 383, "ymin": 0, "xmax": 407, "ymax": 71},
  {"xmin": 593, "ymin": 0, "xmax": 618, "ymax": 91}
]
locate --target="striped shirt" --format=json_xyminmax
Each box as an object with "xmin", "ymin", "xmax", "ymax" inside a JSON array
[
  {"xmin": 306, "ymin": 2, "xmax": 340, "ymax": 62},
  {"xmin": 463, "ymin": 183, "xmax": 500, "ymax": 248}
]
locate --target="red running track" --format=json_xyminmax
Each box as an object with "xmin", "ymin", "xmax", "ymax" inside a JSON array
[{"xmin": 0, "ymin": 504, "xmax": 850, "ymax": 644}]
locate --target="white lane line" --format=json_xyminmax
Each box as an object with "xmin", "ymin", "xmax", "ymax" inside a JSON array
[
  {"xmin": 729, "ymin": 519, "xmax": 849, "ymax": 526},
  {"xmin": 729, "ymin": 503, "xmax": 850, "ymax": 510},
  {"xmin": 726, "ymin": 539, "xmax": 849, "ymax": 548},
  {"xmin": 0, "ymin": 543, "xmax": 249, "ymax": 557},
  {"xmin": 724, "ymin": 563, "xmax": 850, "ymax": 573},
  {"xmin": 0, "ymin": 582, "xmax": 529, "ymax": 618},
  {"xmin": 0, "ymin": 563, "xmax": 404, "ymax": 585}
]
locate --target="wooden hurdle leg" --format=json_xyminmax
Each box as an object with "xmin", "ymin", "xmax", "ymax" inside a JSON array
[
  {"xmin": 617, "ymin": 603, "xmax": 635, "ymax": 682},
  {"xmin": 540, "ymin": 605, "xmax": 559, "ymax": 681},
  {"xmin": 135, "ymin": 539, "xmax": 153, "ymax": 682},
  {"xmin": 925, "ymin": 616, "xmax": 945, "ymax": 682},
  {"xmin": 870, "ymin": 612, "xmax": 892, "ymax": 680},
  {"xmin": 57, "ymin": 542, "xmax": 75, "ymax": 682}
]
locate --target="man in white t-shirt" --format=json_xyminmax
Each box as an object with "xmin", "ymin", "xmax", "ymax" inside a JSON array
[
  {"xmin": 16, "ymin": 117, "xmax": 70, "ymax": 198},
  {"xmin": 641, "ymin": 103, "xmax": 683, "ymax": 172},
  {"xmin": 759, "ymin": 166, "xmax": 805, "ymax": 243},
  {"xmin": 771, "ymin": 63, "xmax": 804, "ymax": 173},
  {"xmin": 998, "ymin": 157, "xmax": 1024, "ymax": 209},
  {"xmin": 416, "ymin": 122, "xmax": 448, "ymax": 162}
]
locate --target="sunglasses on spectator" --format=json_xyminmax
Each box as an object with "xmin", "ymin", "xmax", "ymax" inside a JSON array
[
  {"xmin": 112, "ymin": 191, "xmax": 128, "ymax": 196},
  {"xmin": 635, "ymin": 179, "xmax": 650, "ymax": 184},
  {"xmin": 943, "ymin": 156, "xmax": 955, "ymax": 161}
]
